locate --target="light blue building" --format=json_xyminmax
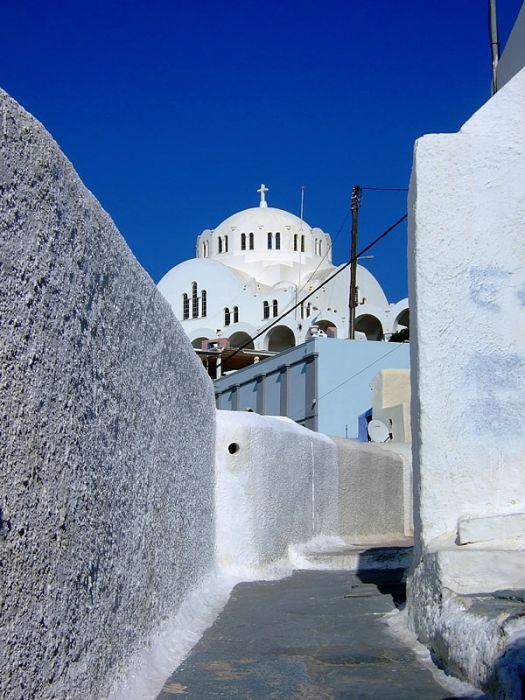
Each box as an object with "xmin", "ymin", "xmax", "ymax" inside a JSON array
[{"xmin": 214, "ymin": 337, "xmax": 410, "ymax": 438}]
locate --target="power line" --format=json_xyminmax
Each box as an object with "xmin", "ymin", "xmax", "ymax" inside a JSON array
[
  {"xmin": 224, "ymin": 212, "xmax": 408, "ymax": 363},
  {"xmin": 361, "ymin": 186, "xmax": 408, "ymax": 192},
  {"xmin": 315, "ymin": 343, "xmax": 405, "ymax": 403}
]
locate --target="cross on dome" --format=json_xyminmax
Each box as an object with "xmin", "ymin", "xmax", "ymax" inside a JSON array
[{"xmin": 257, "ymin": 184, "xmax": 269, "ymax": 208}]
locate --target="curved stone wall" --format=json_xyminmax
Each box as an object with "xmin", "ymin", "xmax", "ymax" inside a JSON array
[{"xmin": 0, "ymin": 90, "xmax": 216, "ymax": 700}]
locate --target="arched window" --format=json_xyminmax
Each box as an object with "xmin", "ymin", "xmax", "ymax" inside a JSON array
[
  {"xmin": 263, "ymin": 301, "xmax": 270, "ymax": 319},
  {"xmin": 224, "ymin": 235, "xmax": 228, "ymax": 253},
  {"xmin": 301, "ymin": 235, "xmax": 305, "ymax": 252},
  {"xmin": 182, "ymin": 293, "xmax": 189, "ymax": 320},
  {"xmin": 249, "ymin": 232, "xmax": 254, "ymax": 250},
  {"xmin": 267, "ymin": 231, "xmax": 272, "ymax": 249},
  {"xmin": 272, "ymin": 299, "xmax": 278, "ymax": 317},
  {"xmin": 293, "ymin": 234, "xmax": 298, "ymax": 251},
  {"xmin": 241, "ymin": 233, "xmax": 246, "ymax": 250},
  {"xmin": 275, "ymin": 232, "xmax": 280, "ymax": 250},
  {"xmin": 204, "ymin": 241, "xmax": 208, "ymax": 257},
  {"xmin": 224, "ymin": 308, "xmax": 231, "ymax": 326},
  {"xmin": 192, "ymin": 282, "xmax": 198, "ymax": 318},
  {"xmin": 218, "ymin": 236, "xmax": 223, "ymax": 254},
  {"xmin": 233, "ymin": 306, "xmax": 239, "ymax": 323},
  {"xmin": 201, "ymin": 290, "xmax": 207, "ymax": 317},
  {"xmin": 319, "ymin": 240, "xmax": 322, "ymax": 256}
]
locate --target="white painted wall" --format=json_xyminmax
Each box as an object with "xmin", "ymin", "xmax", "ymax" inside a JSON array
[
  {"xmin": 215, "ymin": 410, "xmax": 338, "ymax": 578},
  {"xmin": 409, "ymin": 67, "xmax": 525, "ymax": 552}
]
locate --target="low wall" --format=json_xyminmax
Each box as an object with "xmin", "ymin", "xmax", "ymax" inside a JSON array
[
  {"xmin": 215, "ymin": 410, "xmax": 338, "ymax": 577},
  {"xmin": 332, "ymin": 439, "xmax": 412, "ymax": 540},
  {"xmin": 0, "ymin": 90, "xmax": 216, "ymax": 700}
]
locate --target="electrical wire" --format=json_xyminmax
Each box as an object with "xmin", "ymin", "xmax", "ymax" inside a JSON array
[
  {"xmin": 224, "ymin": 212, "xmax": 408, "ymax": 363},
  {"xmin": 315, "ymin": 342, "xmax": 405, "ymax": 403}
]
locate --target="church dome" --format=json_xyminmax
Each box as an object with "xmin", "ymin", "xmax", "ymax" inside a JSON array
[
  {"xmin": 195, "ymin": 185, "xmax": 332, "ymax": 285},
  {"xmin": 214, "ymin": 206, "xmax": 310, "ymax": 237}
]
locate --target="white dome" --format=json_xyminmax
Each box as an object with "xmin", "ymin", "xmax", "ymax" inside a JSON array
[{"xmin": 214, "ymin": 206, "xmax": 311, "ymax": 236}]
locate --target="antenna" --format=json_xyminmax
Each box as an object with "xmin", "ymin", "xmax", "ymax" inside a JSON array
[
  {"xmin": 368, "ymin": 419, "xmax": 391, "ymax": 443},
  {"xmin": 296, "ymin": 185, "xmax": 305, "ymax": 321}
]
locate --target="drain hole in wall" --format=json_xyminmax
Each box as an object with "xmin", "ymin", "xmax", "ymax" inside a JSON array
[{"xmin": 228, "ymin": 443, "xmax": 240, "ymax": 455}]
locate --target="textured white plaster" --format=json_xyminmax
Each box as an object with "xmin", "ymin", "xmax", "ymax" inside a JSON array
[
  {"xmin": 0, "ymin": 90, "xmax": 215, "ymax": 700},
  {"xmin": 215, "ymin": 410, "xmax": 338, "ymax": 578},
  {"xmin": 408, "ymin": 50, "xmax": 525, "ymax": 696},
  {"xmin": 458, "ymin": 512, "xmax": 525, "ymax": 545},
  {"xmin": 332, "ymin": 438, "xmax": 412, "ymax": 539},
  {"xmin": 408, "ymin": 68, "xmax": 525, "ymax": 551}
]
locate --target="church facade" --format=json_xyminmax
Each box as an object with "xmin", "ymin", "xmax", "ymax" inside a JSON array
[{"xmin": 158, "ymin": 185, "xmax": 409, "ymax": 352}]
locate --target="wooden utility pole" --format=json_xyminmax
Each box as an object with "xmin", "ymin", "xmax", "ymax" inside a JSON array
[
  {"xmin": 489, "ymin": 0, "xmax": 500, "ymax": 95},
  {"xmin": 348, "ymin": 184, "xmax": 361, "ymax": 339}
]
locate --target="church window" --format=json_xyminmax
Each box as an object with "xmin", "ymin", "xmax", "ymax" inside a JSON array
[
  {"xmin": 182, "ymin": 293, "xmax": 189, "ymax": 320},
  {"xmin": 224, "ymin": 308, "xmax": 231, "ymax": 326},
  {"xmin": 275, "ymin": 232, "xmax": 280, "ymax": 250},
  {"xmin": 201, "ymin": 290, "xmax": 207, "ymax": 318},
  {"xmin": 249, "ymin": 232, "xmax": 254, "ymax": 250},
  {"xmin": 241, "ymin": 233, "xmax": 246, "ymax": 250},
  {"xmin": 272, "ymin": 299, "xmax": 278, "ymax": 317},
  {"xmin": 293, "ymin": 234, "xmax": 298, "ymax": 251},
  {"xmin": 218, "ymin": 236, "xmax": 223, "ymax": 254},
  {"xmin": 319, "ymin": 240, "xmax": 322, "ymax": 256},
  {"xmin": 233, "ymin": 306, "xmax": 239, "ymax": 323},
  {"xmin": 301, "ymin": 235, "xmax": 305, "ymax": 252},
  {"xmin": 224, "ymin": 235, "xmax": 228, "ymax": 253},
  {"xmin": 203, "ymin": 241, "xmax": 208, "ymax": 257},
  {"xmin": 267, "ymin": 232, "xmax": 272, "ymax": 249},
  {"xmin": 263, "ymin": 301, "xmax": 270, "ymax": 319},
  {"xmin": 192, "ymin": 282, "xmax": 199, "ymax": 318}
]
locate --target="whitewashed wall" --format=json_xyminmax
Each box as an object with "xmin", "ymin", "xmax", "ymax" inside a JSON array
[
  {"xmin": 0, "ymin": 90, "xmax": 216, "ymax": 700},
  {"xmin": 215, "ymin": 410, "xmax": 338, "ymax": 578}
]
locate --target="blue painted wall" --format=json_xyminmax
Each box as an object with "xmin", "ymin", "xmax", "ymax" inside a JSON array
[{"xmin": 214, "ymin": 338, "xmax": 410, "ymax": 438}]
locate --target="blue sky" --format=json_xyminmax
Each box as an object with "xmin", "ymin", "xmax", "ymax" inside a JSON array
[{"xmin": 2, "ymin": 0, "xmax": 522, "ymax": 302}]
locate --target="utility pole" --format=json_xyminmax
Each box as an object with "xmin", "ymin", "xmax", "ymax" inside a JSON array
[
  {"xmin": 489, "ymin": 0, "xmax": 500, "ymax": 94},
  {"xmin": 348, "ymin": 184, "xmax": 361, "ymax": 339}
]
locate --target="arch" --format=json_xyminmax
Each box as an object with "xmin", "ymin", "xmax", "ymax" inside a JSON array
[
  {"xmin": 263, "ymin": 300, "xmax": 270, "ymax": 319},
  {"xmin": 267, "ymin": 231, "xmax": 272, "ymax": 249},
  {"xmin": 241, "ymin": 233, "xmax": 246, "ymax": 250},
  {"xmin": 224, "ymin": 307, "xmax": 231, "ymax": 326},
  {"xmin": 314, "ymin": 239, "xmax": 318, "ymax": 255},
  {"xmin": 319, "ymin": 240, "xmax": 322, "ymax": 256},
  {"xmin": 272, "ymin": 299, "xmax": 279, "ymax": 317},
  {"xmin": 355, "ymin": 314, "xmax": 383, "ymax": 341},
  {"xmin": 249, "ymin": 232, "xmax": 254, "ymax": 250},
  {"xmin": 275, "ymin": 232, "xmax": 280, "ymax": 250},
  {"xmin": 218, "ymin": 236, "xmax": 223, "ymax": 254},
  {"xmin": 266, "ymin": 325, "xmax": 296, "ymax": 352},
  {"xmin": 233, "ymin": 305, "xmax": 239, "ymax": 323},
  {"xmin": 229, "ymin": 331, "xmax": 254, "ymax": 349},
  {"xmin": 224, "ymin": 234, "xmax": 228, "ymax": 253},
  {"xmin": 317, "ymin": 319, "xmax": 337, "ymax": 338},
  {"xmin": 301, "ymin": 234, "xmax": 305, "ymax": 252},
  {"xmin": 201, "ymin": 290, "xmax": 207, "ymax": 317},
  {"xmin": 182, "ymin": 293, "xmax": 189, "ymax": 320},
  {"xmin": 394, "ymin": 308, "xmax": 409, "ymax": 331},
  {"xmin": 293, "ymin": 233, "xmax": 298, "ymax": 251},
  {"xmin": 191, "ymin": 336, "xmax": 209, "ymax": 350}
]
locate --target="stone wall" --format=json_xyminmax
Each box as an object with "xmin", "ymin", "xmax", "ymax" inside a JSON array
[
  {"xmin": 333, "ymin": 439, "xmax": 412, "ymax": 540},
  {"xmin": 0, "ymin": 90, "xmax": 216, "ymax": 700},
  {"xmin": 215, "ymin": 410, "xmax": 338, "ymax": 577},
  {"xmin": 407, "ymin": 65, "xmax": 525, "ymax": 694}
]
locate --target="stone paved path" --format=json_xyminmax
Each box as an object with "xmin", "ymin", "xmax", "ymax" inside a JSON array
[{"xmin": 158, "ymin": 570, "xmax": 461, "ymax": 699}]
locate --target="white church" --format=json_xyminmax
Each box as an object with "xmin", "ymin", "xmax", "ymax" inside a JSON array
[{"xmin": 158, "ymin": 185, "xmax": 409, "ymax": 352}]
